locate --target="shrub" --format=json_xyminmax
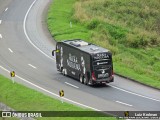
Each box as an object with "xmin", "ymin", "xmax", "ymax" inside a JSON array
[
  {"xmin": 126, "ymin": 33, "xmax": 139, "ymax": 48},
  {"xmin": 86, "ymin": 19, "xmax": 100, "ymax": 29},
  {"xmin": 126, "ymin": 30, "xmax": 160, "ymax": 48}
]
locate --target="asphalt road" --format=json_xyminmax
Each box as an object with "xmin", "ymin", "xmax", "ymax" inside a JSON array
[{"xmin": 0, "ymin": 0, "xmax": 160, "ymax": 113}]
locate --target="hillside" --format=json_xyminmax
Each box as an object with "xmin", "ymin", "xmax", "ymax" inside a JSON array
[{"xmin": 47, "ymin": 0, "xmax": 160, "ymax": 88}]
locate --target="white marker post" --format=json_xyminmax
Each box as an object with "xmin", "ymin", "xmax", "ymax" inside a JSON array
[
  {"xmin": 11, "ymin": 77, "xmax": 14, "ymax": 84},
  {"xmin": 61, "ymin": 97, "xmax": 63, "ymax": 103},
  {"xmin": 70, "ymin": 22, "xmax": 72, "ymax": 28}
]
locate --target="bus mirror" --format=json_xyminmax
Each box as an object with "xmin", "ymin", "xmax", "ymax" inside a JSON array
[
  {"xmin": 52, "ymin": 50, "xmax": 55, "ymax": 56},
  {"xmin": 52, "ymin": 49, "xmax": 60, "ymax": 56},
  {"xmin": 56, "ymin": 49, "xmax": 60, "ymax": 52}
]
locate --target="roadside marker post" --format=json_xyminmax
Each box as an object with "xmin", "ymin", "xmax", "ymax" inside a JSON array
[
  {"xmin": 59, "ymin": 90, "xmax": 64, "ymax": 103},
  {"xmin": 70, "ymin": 22, "xmax": 72, "ymax": 28},
  {"xmin": 124, "ymin": 111, "xmax": 129, "ymax": 117},
  {"xmin": 10, "ymin": 71, "xmax": 15, "ymax": 83}
]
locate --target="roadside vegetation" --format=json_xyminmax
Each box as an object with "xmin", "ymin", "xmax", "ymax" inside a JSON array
[
  {"xmin": 47, "ymin": 0, "xmax": 160, "ymax": 89},
  {"xmin": 0, "ymin": 75, "xmax": 115, "ymax": 120}
]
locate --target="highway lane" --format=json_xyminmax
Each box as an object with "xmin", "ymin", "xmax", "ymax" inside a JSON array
[{"xmin": 0, "ymin": 0, "xmax": 160, "ymax": 113}]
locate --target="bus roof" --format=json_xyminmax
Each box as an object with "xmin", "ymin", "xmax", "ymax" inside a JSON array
[{"xmin": 60, "ymin": 39, "xmax": 110, "ymax": 54}]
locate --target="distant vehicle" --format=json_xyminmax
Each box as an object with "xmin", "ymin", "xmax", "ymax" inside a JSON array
[{"xmin": 52, "ymin": 39, "xmax": 114, "ymax": 85}]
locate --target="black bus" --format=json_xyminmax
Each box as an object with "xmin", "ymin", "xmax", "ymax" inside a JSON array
[{"xmin": 52, "ymin": 39, "xmax": 114, "ymax": 85}]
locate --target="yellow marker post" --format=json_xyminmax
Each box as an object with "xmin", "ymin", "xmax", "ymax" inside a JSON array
[
  {"xmin": 10, "ymin": 71, "xmax": 15, "ymax": 83},
  {"xmin": 59, "ymin": 90, "xmax": 64, "ymax": 103}
]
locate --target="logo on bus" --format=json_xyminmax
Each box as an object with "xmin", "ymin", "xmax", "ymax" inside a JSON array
[{"xmin": 67, "ymin": 54, "xmax": 81, "ymax": 71}]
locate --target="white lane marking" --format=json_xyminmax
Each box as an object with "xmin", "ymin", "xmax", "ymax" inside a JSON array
[
  {"xmin": 0, "ymin": 65, "xmax": 100, "ymax": 111},
  {"xmin": 109, "ymin": 85, "xmax": 160, "ymax": 102},
  {"xmin": 0, "ymin": 20, "xmax": 2, "ymax": 24},
  {"xmin": 116, "ymin": 101, "xmax": 133, "ymax": 107},
  {"xmin": 0, "ymin": 34, "xmax": 2, "ymax": 38},
  {"xmin": 8, "ymin": 48, "xmax": 13, "ymax": 53},
  {"xmin": 23, "ymin": 0, "xmax": 55, "ymax": 61},
  {"xmin": 5, "ymin": 8, "xmax": 8, "ymax": 11},
  {"xmin": 0, "ymin": 66, "xmax": 10, "ymax": 72},
  {"xmin": 65, "ymin": 82, "xmax": 79, "ymax": 89},
  {"xmin": 28, "ymin": 64, "xmax": 37, "ymax": 69},
  {"xmin": 23, "ymin": 0, "xmax": 160, "ymax": 104}
]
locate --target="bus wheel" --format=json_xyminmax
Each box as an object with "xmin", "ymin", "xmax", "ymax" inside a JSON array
[
  {"xmin": 84, "ymin": 76, "xmax": 88, "ymax": 85},
  {"xmin": 62, "ymin": 69, "xmax": 66, "ymax": 76},
  {"xmin": 79, "ymin": 75, "xmax": 84, "ymax": 84},
  {"xmin": 60, "ymin": 67, "xmax": 63, "ymax": 72}
]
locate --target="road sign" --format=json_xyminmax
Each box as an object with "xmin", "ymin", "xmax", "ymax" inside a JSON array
[
  {"xmin": 59, "ymin": 90, "xmax": 64, "ymax": 97},
  {"xmin": 10, "ymin": 71, "xmax": 15, "ymax": 77},
  {"xmin": 124, "ymin": 111, "xmax": 129, "ymax": 117}
]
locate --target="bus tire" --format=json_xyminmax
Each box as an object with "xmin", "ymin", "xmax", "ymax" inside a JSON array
[
  {"xmin": 79, "ymin": 75, "xmax": 84, "ymax": 84},
  {"xmin": 60, "ymin": 67, "xmax": 63, "ymax": 72},
  {"xmin": 62, "ymin": 68, "xmax": 67, "ymax": 76},
  {"xmin": 84, "ymin": 76, "xmax": 88, "ymax": 85}
]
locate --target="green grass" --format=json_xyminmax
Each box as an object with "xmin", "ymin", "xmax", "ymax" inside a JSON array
[
  {"xmin": 47, "ymin": 0, "xmax": 160, "ymax": 89},
  {"xmin": 47, "ymin": 0, "xmax": 89, "ymax": 41},
  {"xmin": 0, "ymin": 118, "xmax": 18, "ymax": 120},
  {"xmin": 0, "ymin": 75, "xmax": 116, "ymax": 120}
]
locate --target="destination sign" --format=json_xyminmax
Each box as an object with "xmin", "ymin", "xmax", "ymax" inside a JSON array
[{"xmin": 93, "ymin": 53, "xmax": 110, "ymax": 60}]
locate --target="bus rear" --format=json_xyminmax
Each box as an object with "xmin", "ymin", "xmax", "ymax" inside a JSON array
[{"xmin": 91, "ymin": 52, "xmax": 114, "ymax": 84}]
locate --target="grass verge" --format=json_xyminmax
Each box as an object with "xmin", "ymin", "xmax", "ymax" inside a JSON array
[
  {"xmin": 0, "ymin": 74, "xmax": 116, "ymax": 120},
  {"xmin": 47, "ymin": 0, "xmax": 160, "ymax": 89}
]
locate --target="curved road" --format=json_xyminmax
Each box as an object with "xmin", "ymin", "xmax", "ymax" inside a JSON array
[{"xmin": 0, "ymin": 0, "xmax": 160, "ymax": 114}]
